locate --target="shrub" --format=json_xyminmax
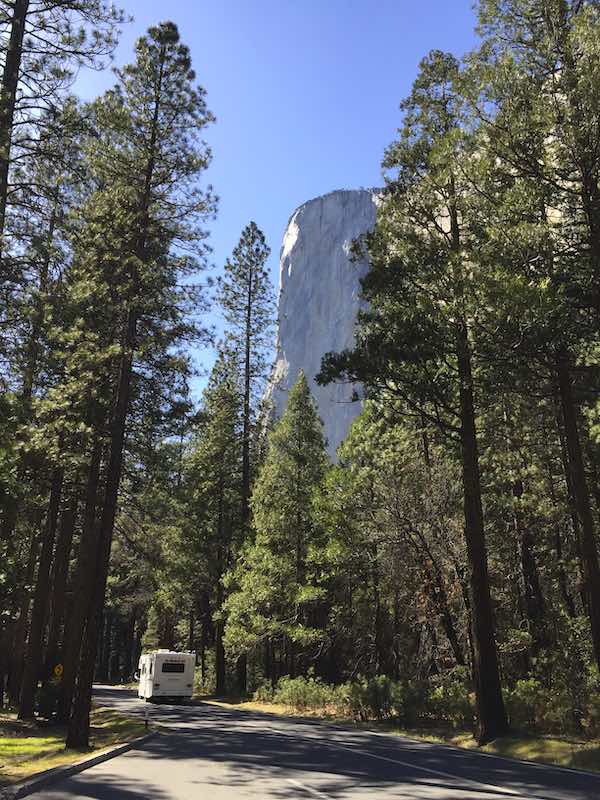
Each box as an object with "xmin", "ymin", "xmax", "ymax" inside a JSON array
[
  {"xmin": 401, "ymin": 680, "xmax": 429, "ymax": 725},
  {"xmin": 256, "ymin": 670, "xmax": 474, "ymax": 729},
  {"xmin": 253, "ymin": 680, "xmax": 275, "ymax": 703},
  {"xmin": 427, "ymin": 669, "xmax": 472, "ymax": 728},
  {"xmin": 506, "ymin": 677, "xmax": 544, "ymax": 730},
  {"xmin": 338, "ymin": 677, "xmax": 370, "ymax": 720},
  {"xmin": 336, "ymin": 676, "xmax": 405, "ymax": 721},
  {"xmin": 273, "ymin": 675, "xmax": 335, "ymax": 710}
]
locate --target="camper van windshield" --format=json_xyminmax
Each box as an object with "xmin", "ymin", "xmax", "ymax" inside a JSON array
[{"xmin": 162, "ymin": 661, "xmax": 185, "ymax": 673}]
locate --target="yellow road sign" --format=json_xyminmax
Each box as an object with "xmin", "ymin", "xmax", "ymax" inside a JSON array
[{"xmin": 53, "ymin": 663, "xmax": 64, "ymax": 678}]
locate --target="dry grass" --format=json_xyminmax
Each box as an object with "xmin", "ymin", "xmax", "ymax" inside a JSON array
[{"xmin": 0, "ymin": 706, "xmax": 146, "ymax": 787}]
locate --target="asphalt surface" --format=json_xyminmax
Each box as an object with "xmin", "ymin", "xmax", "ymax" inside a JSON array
[{"xmin": 26, "ymin": 685, "xmax": 600, "ymax": 799}]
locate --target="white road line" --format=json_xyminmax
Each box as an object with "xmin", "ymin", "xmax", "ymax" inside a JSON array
[
  {"xmin": 287, "ymin": 778, "xmax": 333, "ymax": 799},
  {"xmin": 361, "ymin": 726, "xmax": 600, "ymax": 782},
  {"xmin": 264, "ymin": 725, "xmax": 555, "ymax": 800},
  {"xmin": 330, "ymin": 740, "xmax": 554, "ymax": 800}
]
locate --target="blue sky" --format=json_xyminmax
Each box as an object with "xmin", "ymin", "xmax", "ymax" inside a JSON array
[{"xmin": 76, "ymin": 0, "xmax": 478, "ymax": 396}]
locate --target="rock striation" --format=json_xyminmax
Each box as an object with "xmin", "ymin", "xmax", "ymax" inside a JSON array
[{"xmin": 268, "ymin": 188, "xmax": 378, "ymax": 459}]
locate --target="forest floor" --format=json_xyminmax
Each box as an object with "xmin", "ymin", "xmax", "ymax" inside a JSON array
[
  {"xmin": 0, "ymin": 706, "xmax": 146, "ymax": 787},
  {"xmin": 204, "ymin": 698, "xmax": 600, "ymax": 774}
]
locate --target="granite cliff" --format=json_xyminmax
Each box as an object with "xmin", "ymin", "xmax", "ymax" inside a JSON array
[{"xmin": 268, "ymin": 189, "xmax": 378, "ymax": 459}]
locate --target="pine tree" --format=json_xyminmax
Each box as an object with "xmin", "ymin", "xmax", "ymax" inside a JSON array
[
  {"xmin": 1, "ymin": 99, "xmax": 87, "ymax": 711},
  {"xmin": 183, "ymin": 349, "xmax": 243, "ymax": 693},
  {"xmin": 50, "ymin": 20, "xmax": 215, "ymax": 746},
  {"xmin": 217, "ymin": 221, "xmax": 273, "ymax": 691},
  {"xmin": 0, "ymin": 0, "xmax": 124, "ymax": 269},
  {"xmin": 218, "ymin": 221, "xmax": 273, "ymax": 524},
  {"xmin": 317, "ymin": 401, "xmax": 467, "ymax": 681},
  {"xmin": 318, "ymin": 51, "xmax": 509, "ymax": 743},
  {"xmin": 466, "ymin": 0, "xmax": 600, "ymax": 673},
  {"xmin": 224, "ymin": 372, "xmax": 329, "ymax": 681}
]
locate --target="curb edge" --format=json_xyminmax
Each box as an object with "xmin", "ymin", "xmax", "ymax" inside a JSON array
[{"xmin": 0, "ymin": 731, "xmax": 157, "ymax": 799}]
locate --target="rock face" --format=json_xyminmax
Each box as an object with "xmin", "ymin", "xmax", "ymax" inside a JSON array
[{"xmin": 268, "ymin": 189, "xmax": 378, "ymax": 459}]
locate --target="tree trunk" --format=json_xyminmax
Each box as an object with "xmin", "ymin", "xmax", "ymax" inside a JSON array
[
  {"xmin": 44, "ymin": 498, "xmax": 77, "ymax": 680},
  {"xmin": 200, "ymin": 619, "xmax": 207, "ymax": 686},
  {"xmin": 123, "ymin": 612, "xmax": 135, "ymax": 681},
  {"xmin": 371, "ymin": 544, "xmax": 385, "ymax": 674},
  {"xmin": 57, "ymin": 437, "xmax": 102, "ymax": 722},
  {"xmin": 64, "ymin": 605, "xmax": 97, "ymax": 750},
  {"xmin": 6, "ymin": 530, "xmax": 40, "ymax": 704},
  {"xmin": 109, "ymin": 621, "xmax": 120, "ymax": 682},
  {"xmin": 234, "ymin": 267, "xmax": 255, "ymax": 698},
  {"xmin": 19, "ymin": 468, "xmax": 63, "ymax": 718},
  {"xmin": 241, "ymin": 265, "xmax": 253, "ymax": 525},
  {"xmin": 409, "ymin": 531, "xmax": 465, "ymax": 668},
  {"xmin": 518, "ymin": 517, "xmax": 546, "ymax": 642},
  {"xmin": 456, "ymin": 319, "xmax": 508, "ymax": 743},
  {"xmin": 215, "ymin": 620, "xmax": 226, "ymax": 695},
  {"xmin": 390, "ymin": 589, "xmax": 401, "ymax": 680},
  {"xmin": 0, "ymin": 0, "xmax": 29, "ymax": 261},
  {"xmin": 426, "ymin": 563, "xmax": 465, "ymax": 667},
  {"xmin": 556, "ymin": 350, "xmax": 600, "ymax": 670},
  {"xmin": 97, "ymin": 611, "xmax": 111, "ymax": 683},
  {"xmin": 511, "ymin": 480, "xmax": 546, "ymax": 649},
  {"xmin": 66, "ymin": 309, "xmax": 136, "ymax": 748}
]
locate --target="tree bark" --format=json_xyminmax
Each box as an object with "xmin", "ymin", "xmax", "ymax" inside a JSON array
[
  {"xmin": 57, "ymin": 437, "xmax": 102, "ymax": 722},
  {"xmin": 426, "ymin": 562, "xmax": 465, "ymax": 667},
  {"xmin": 456, "ymin": 319, "xmax": 508, "ymax": 743},
  {"xmin": 44, "ymin": 497, "xmax": 77, "ymax": 681},
  {"xmin": 19, "ymin": 468, "xmax": 63, "ymax": 718},
  {"xmin": 124, "ymin": 612, "xmax": 135, "ymax": 681},
  {"xmin": 97, "ymin": 611, "xmax": 111, "ymax": 683},
  {"xmin": 0, "ymin": 0, "xmax": 29, "ymax": 262},
  {"xmin": 6, "ymin": 530, "xmax": 40, "ymax": 704},
  {"xmin": 556, "ymin": 350, "xmax": 600, "ymax": 670},
  {"xmin": 215, "ymin": 619, "xmax": 226, "ymax": 695},
  {"xmin": 66, "ymin": 308, "xmax": 136, "ymax": 748},
  {"xmin": 511, "ymin": 480, "xmax": 546, "ymax": 648}
]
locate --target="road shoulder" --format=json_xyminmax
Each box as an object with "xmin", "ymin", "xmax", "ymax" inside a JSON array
[
  {"xmin": 0, "ymin": 731, "xmax": 157, "ymax": 800},
  {"xmin": 201, "ymin": 697, "xmax": 600, "ymax": 777}
]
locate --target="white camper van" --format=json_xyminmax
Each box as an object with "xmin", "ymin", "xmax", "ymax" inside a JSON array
[{"xmin": 137, "ymin": 650, "xmax": 196, "ymax": 702}]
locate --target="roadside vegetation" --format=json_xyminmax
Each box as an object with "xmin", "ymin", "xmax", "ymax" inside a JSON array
[
  {"xmin": 207, "ymin": 674, "xmax": 600, "ymax": 774},
  {"xmin": 0, "ymin": 707, "xmax": 146, "ymax": 787}
]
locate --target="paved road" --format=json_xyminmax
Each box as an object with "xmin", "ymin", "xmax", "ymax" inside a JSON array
[{"xmin": 28, "ymin": 686, "xmax": 599, "ymax": 799}]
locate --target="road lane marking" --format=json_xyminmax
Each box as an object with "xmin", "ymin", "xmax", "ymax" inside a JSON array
[
  {"xmin": 287, "ymin": 778, "xmax": 333, "ymax": 799},
  {"xmin": 329, "ymin": 740, "xmax": 554, "ymax": 799},
  {"xmin": 264, "ymin": 725, "xmax": 555, "ymax": 800},
  {"xmin": 358, "ymin": 725, "xmax": 600, "ymax": 782}
]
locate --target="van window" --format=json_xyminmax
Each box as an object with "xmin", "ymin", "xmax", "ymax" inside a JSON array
[{"xmin": 162, "ymin": 661, "xmax": 185, "ymax": 673}]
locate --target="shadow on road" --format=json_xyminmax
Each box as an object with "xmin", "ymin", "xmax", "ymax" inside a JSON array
[{"xmin": 86, "ymin": 687, "xmax": 599, "ymax": 800}]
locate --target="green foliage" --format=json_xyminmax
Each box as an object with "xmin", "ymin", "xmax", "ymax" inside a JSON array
[
  {"xmin": 272, "ymin": 675, "xmax": 337, "ymax": 711},
  {"xmin": 224, "ymin": 373, "xmax": 329, "ymax": 663},
  {"xmin": 427, "ymin": 669, "xmax": 473, "ymax": 729},
  {"xmin": 255, "ymin": 672, "xmax": 473, "ymax": 728},
  {"xmin": 339, "ymin": 676, "xmax": 402, "ymax": 721},
  {"xmin": 217, "ymin": 221, "xmax": 274, "ymax": 403}
]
